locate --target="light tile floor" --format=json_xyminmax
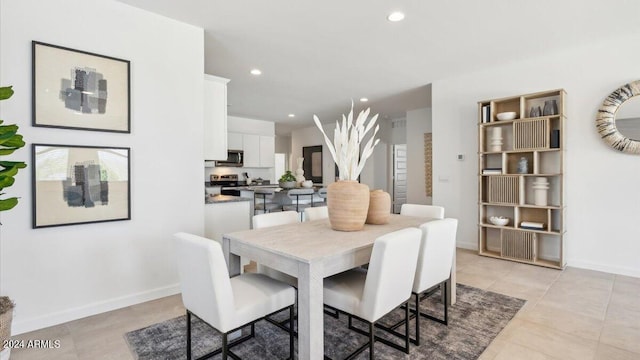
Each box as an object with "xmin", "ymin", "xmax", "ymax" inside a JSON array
[{"xmin": 8, "ymin": 249, "xmax": 640, "ymax": 359}]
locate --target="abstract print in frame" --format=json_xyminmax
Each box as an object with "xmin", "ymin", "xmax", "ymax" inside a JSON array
[
  {"xmin": 32, "ymin": 41, "xmax": 130, "ymax": 133},
  {"xmin": 32, "ymin": 144, "xmax": 131, "ymax": 228}
]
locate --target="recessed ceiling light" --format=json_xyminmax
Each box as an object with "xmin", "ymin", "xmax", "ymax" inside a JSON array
[
  {"xmin": 288, "ymin": 114, "xmax": 295, "ymax": 118},
  {"xmin": 250, "ymin": 69, "xmax": 262, "ymax": 75},
  {"xmin": 360, "ymin": 98, "xmax": 369, "ymax": 102},
  {"xmin": 387, "ymin": 12, "xmax": 405, "ymax": 22}
]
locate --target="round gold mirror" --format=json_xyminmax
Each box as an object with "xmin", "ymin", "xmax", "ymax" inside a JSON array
[{"xmin": 596, "ymin": 80, "xmax": 640, "ymax": 154}]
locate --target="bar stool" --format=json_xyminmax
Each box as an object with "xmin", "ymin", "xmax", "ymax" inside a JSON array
[
  {"xmin": 283, "ymin": 188, "xmax": 314, "ymax": 221},
  {"xmin": 253, "ymin": 188, "xmax": 281, "ymax": 215},
  {"xmin": 313, "ymin": 187, "xmax": 328, "ymax": 207}
]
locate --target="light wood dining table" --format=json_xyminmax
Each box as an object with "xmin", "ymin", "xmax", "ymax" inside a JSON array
[{"xmin": 222, "ymin": 214, "xmax": 456, "ymax": 360}]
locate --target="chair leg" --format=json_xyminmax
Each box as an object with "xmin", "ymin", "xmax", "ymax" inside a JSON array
[
  {"xmin": 414, "ymin": 292, "xmax": 421, "ymax": 346},
  {"xmin": 222, "ymin": 332, "xmax": 228, "ymax": 360},
  {"xmin": 186, "ymin": 311, "xmax": 192, "ymax": 359},
  {"xmin": 369, "ymin": 321, "xmax": 374, "ymax": 360},
  {"xmin": 289, "ymin": 305, "xmax": 295, "ymax": 359}
]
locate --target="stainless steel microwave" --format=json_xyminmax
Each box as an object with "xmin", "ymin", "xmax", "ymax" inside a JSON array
[{"xmin": 214, "ymin": 150, "xmax": 243, "ymax": 167}]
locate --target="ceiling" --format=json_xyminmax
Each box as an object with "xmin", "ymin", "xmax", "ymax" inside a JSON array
[{"xmin": 116, "ymin": 0, "xmax": 640, "ymax": 135}]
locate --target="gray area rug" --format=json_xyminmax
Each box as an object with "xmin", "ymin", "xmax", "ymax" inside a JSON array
[{"xmin": 125, "ymin": 284, "xmax": 525, "ymax": 359}]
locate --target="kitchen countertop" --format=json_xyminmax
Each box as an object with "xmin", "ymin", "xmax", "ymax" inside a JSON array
[{"xmin": 205, "ymin": 195, "xmax": 252, "ymax": 204}]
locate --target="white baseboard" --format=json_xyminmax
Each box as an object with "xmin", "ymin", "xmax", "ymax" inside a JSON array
[
  {"xmin": 457, "ymin": 240, "xmax": 477, "ymax": 251},
  {"xmin": 12, "ymin": 284, "xmax": 181, "ymax": 335},
  {"xmin": 568, "ymin": 259, "xmax": 640, "ymax": 278}
]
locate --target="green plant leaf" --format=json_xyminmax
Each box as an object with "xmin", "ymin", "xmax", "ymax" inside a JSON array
[
  {"xmin": 0, "ymin": 175, "xmax": 15, "ymax": 189},
  {"xmin": 0, "ymin": 197, "xmax": 19, "ymax": 211},
  {"xmin": 1, "ymin": 134, "xmax": 25, "ymax": 148},
  {"xmin": 0, "ymin": 161, "xmax": 27, "ymax": 168},
  {"xmin": 0, "ymin": 86, "xmax": 14, "ymax": 100}
]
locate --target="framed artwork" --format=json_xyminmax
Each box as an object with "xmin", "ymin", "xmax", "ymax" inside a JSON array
[
  {"xmin": 32, "ymin": 144, "xmax": 131, "ymax": 228},
  {"xmin": 302, "ymin": 145, "xmax": 323, "ymax": 183},
  {"xmin": 32, "ymin": 41, "xmax": 130, "ymax": 133}
]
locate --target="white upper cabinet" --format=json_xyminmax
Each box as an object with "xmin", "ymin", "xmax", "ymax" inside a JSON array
[
  {"xmin": 203, "ymin": 74, "xmax": 230, "ymax": 160},
  {"xmin": 259, "ymin": 136, "xmax": 275, "ymax": 167},
  {"xmin": 227, "ymin": 132, "xmax": 243, "ymax": 151},
  {"xmin": 228, "ymin": 132, "xmax": 275, "ymax": 168}
]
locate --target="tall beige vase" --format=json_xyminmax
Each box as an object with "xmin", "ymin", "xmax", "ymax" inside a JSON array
[
  {"xmin": 327, "ymin": 180, "xmax": 370, "ymax": 231},
  {"xmin": 366, "ymin": 189, "xmax": 391, "ymax": 225}
]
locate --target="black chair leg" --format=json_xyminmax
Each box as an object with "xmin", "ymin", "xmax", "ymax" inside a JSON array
[
  {"xmin": 404, "ymin": 300, "xmax": 410, "ymax": 353},
  {"xmin": 289, "ymin": 305, "xmax": 295, "ymax": 359},
  {"xmin": 186, "ymin": 311, "xmax": 192, "ymax": 359},
  {"xmin": 414, "ymin": 292, "xmax": 421, "ymax": 346},
  {"xmin": 369, "ymin": 321, "xmax": 374, "ymax": 360},
  {"xmin": 222, "ymin": 332, "xmax": 228, "ymax": 360}
]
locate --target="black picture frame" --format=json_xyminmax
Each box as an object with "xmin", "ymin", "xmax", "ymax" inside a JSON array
[
  {"xmin": 32, "ymin": 144, "xmax": 131, "ymax": 228},
  {"xmin": 32, "ymin": 41, "xmax": 131, "ymax": 133}
]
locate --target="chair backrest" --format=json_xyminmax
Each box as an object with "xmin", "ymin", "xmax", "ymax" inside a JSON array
[
  {"xmin": 400, "ymin": 204, "xmax": 445, "ymax": 219},
  {"xmin": 287, "ymin": 188, "xmax": 314, "ymax": 203},
  {"xmin": 173, "ymin": 232, "xmax": 234, "ymax": 330},
  {"xmin": 304, "ymin": 206, "xmax": 328, "ymax": 221},
  {"xmin": 253, "ymin": 210, "xmax": 300, "ymax": 229},
  {"xmin": 360, "ymin": 227, "xmax": 421, "ymax": 322},
  {"xmin": 317, "ymin": 188, "xmax": 328, "ymax": 198},
  {"xmin": 413, "ymin": 218, "xmax": 458, "ymax": 293}
]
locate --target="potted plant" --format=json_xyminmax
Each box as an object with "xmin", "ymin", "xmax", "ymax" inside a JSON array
[
  {"xmin": 313, "ymin": 102, "xmax": 380, "ymax": 231},
  {"xmin": 278, "ymin": 170, "xmax": 297, "ymax": 189},
  {"xmin": 0, "ymin": 85, "xmax": 27, "ymax": 360}
]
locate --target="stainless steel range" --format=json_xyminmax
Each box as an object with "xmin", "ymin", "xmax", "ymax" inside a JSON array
[{"xmin": 210, "ymin": 174, "xmax": 241, "ymax": 196}]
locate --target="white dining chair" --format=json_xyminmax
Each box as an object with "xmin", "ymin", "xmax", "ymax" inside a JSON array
[
  {"xmin": 400, "ymin": 203, "xmax": 445, "ymax": 219},
  {"xmin": 303, "ymin": 206, "xmax": 328, "ymax": 221},
  {"xmin": 253, "ymin": 188, "xmax": 282, "ymax": 215},
  {"xmin": 323, "ymin": 227, "xmax": 422, "ymax": 359},
  {"xmin": 173, "ymin": 232, "xmax": 295, "ymax": 360},
  {"xmin": 378, "ymin": 218, "xmax": 458, "ymax": 346},
  {"xmin": 283, "ymin": 188, "xmax": 315, "ymax": 220},
  {"xmin": 253, "ymin": 211, "xmax": 300, "ymax": 288}
]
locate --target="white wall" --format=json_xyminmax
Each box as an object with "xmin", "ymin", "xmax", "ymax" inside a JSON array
[
  {"xmin": 432, "ymin": 33, "xmax": 640, "ymax": 277},
  {"xmin": 406, "ymin": 108, "xmax": 432, "ymax": 205},
  {"xmin": 0, "ymin": 0, "xmax": 204, "ymax": 333}
]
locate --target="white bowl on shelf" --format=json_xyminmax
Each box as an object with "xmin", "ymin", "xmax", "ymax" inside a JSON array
[
  {"xmin": 489, "ymin": 216, "xmax": 509, "ymax": 226},
  {"xmin": 496, "ymin": 112, "xmax": 517, "ymax": 121}
]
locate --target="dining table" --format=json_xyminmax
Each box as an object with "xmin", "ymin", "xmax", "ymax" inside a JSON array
[{"xmin": 222, "ymin": 214, "xmax": 456, "ymax": 360}]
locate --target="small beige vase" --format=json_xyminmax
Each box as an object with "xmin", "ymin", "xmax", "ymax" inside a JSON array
[
  {"xmin": 327, "ymin": 180, "xmax": 370, "ymax": 231},
  {"xmin": 366, "ymin": 189, "xmax": 391, "ymax": 225}
]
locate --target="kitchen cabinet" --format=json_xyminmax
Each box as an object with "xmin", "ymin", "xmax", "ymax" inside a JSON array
[
  {"xmin": 203, "ymin": 74, "xmax": 230, "ymax": 160},
  {"xmin": 231, "ymin": 133, "xmax": 275, "ymax": 168},
  {"xmin": 227, "ymin": 132, "xmax": 243, "ymax": 151},
  {"xmin": 259, "ymin": 136, "xmax": 275, "ymax": 167}
]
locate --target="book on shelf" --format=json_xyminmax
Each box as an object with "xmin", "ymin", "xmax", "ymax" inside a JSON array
[
  {"xmin": 520, "ymin": 221, "xmax": 544, "ymax": 230},
  {"xmin": 481, "ymin": 105, "xmax": 490, "ymax": 123},
  {"xmin": 482, "ymin": 168, "xmax": 502, "ymax": 174}
]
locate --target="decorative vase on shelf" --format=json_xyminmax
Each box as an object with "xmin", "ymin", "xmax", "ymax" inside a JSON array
[
  {"xmin": 295, "ymin": 157, "xmax": 305, "ymax": 185},
  {"xmin": 489, "ymin": 127, "xmax": 503, "ymax": 152},
  {"xmin": 517, "ymin": 157, "xmax": 528, "ymax": 174},
  {"xmin": 366, "ymin": 189, "xmax": 390, "ymax": 225},
  {"xmin": 314, "ymin": 102, "xmax": 381, "ymax": 231},
  {"xmin": 532, "ymin": 177, "xmax": 549, "ymax": 206},
  {"xmin": 529, "ymin": 106, "xmax": 542, "ymax": 117},
  {"xmin": 543, "ymin": 100, "xmax": 558, "ymax": 116}
]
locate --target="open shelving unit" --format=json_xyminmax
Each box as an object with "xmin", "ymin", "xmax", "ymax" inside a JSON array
[{"xmin": 478, "ymin": 89, "xmax": 566, "ymax": 269}]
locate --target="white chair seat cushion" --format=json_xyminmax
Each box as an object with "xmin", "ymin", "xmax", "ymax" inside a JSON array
[
  {"xmin": 229, "ymin": 273, "xmax": 295, "ymax": 331},
  {"xmin": 323, "ymin": 268, "xmax": 367, "ymax": 318},
  {"xmin": 257, "ymin": 264, "xmax": 298, "ymax": 288}
]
